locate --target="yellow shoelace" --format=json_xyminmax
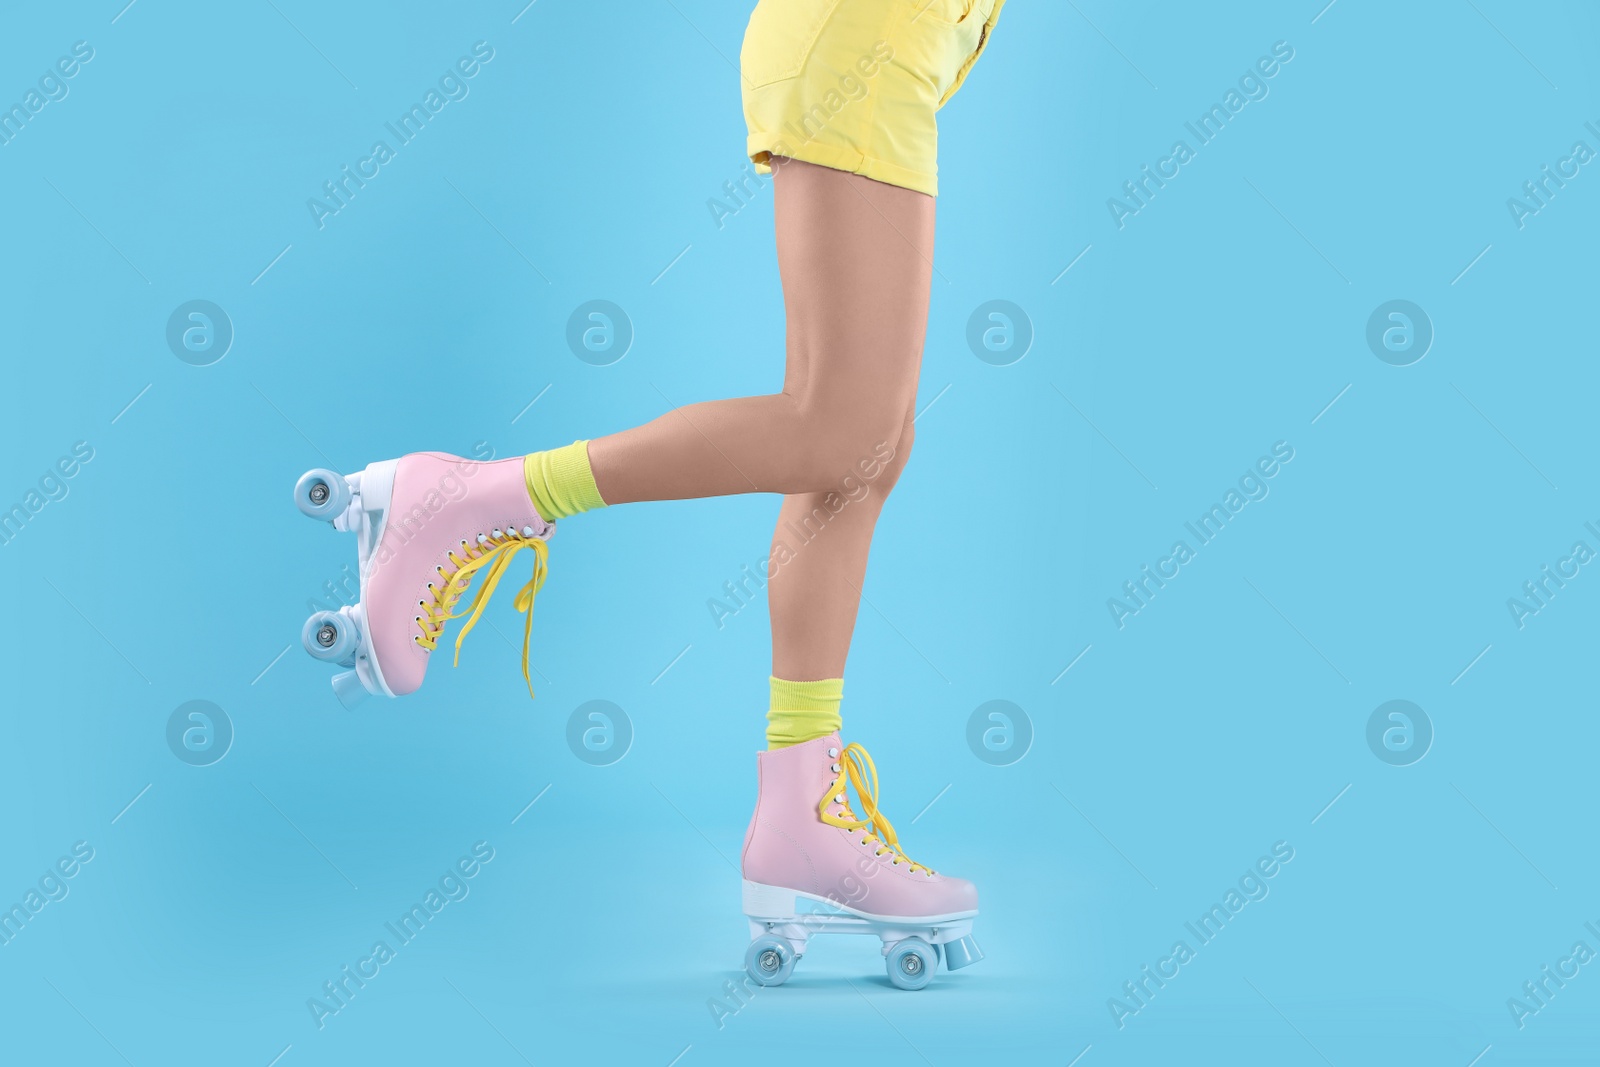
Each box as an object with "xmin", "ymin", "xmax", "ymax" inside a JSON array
[
  {"xmin": 414, "ymin": 529, "xmax": 549, "ymax": 697},
  {"xmin": 818, "ymin": 743, "xmax": 933, "ymax": 876}
]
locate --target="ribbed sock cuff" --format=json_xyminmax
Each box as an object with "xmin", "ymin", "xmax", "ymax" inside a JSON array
[
  {"xmin": 523, "ymin": 440, "xmax": 607, "ymax": 520},
  {"xmin": 766, "ymin": 676, "xmax": 843, "ymax": 749}
]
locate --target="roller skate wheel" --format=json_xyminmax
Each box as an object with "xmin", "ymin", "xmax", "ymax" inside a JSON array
[
  {"xmin": 744, "ymin": 934, "xmax": 797, "ymax": 987},
  {"xmin": 302, "ymin": 611, "xmax": 358, "ymax": 663},
  {"xmin": 294, "ymin": 469, "xmax": 351, "ymax": 520},
  {"xmin": 886, "ymin": 937, "xmax": 937, "ymax": 991}
]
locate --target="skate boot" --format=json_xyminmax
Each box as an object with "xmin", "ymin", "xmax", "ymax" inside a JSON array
[
  {"xmin": 292, "ymin": 453, "xmax": 554, "ymax": 707},
  {"xmin": 740, "ymin": 733, "xmax": 982, "ymax": 990}
]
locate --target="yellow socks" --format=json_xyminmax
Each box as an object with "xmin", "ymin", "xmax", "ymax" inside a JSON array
[
  {"xmin": 523, "ymin": 441, "xmax": 607, "ymax": 520},
  {"xmin": 766, "ymin": 676, "xmax": 843, "ymax": 749}
]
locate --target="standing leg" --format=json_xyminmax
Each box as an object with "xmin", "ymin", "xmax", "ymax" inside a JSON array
[
  {"xmin": 768, "ymin": 406, "xmax": 916, "ymax": 683},
  {"xmin": 750, "ymin": 159, "xmax": 934, "ymax": 747}
]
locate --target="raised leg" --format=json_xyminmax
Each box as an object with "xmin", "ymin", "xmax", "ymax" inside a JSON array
[{"xmin": 586, "ymin": 158, "xmax": 935, "ymax": 505}]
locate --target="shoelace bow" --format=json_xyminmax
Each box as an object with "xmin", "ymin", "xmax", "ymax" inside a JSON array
[
  {"xmin": 414, "ymin": 528, "xmax": 549, "ymax": 697},
  {"xmin": 818, "ymin": 743, "xmax": 933, "ymax": 875}
]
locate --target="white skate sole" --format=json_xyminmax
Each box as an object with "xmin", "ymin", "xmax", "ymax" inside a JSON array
[
  {"xmin": 293, "ymin": 460, "xmax": 400, "ymax": 708},
  {"xmin": 741, "ymin": 879, "xmax": 982, "ymax": 990}
]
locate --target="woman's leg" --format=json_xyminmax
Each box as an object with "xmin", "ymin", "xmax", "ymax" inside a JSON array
[
  {"xmin": 768, "ymin": 406, "xmax": 915, "ymax": 681},
  {"xmin": 585, "ymin": 158, "xmax": 934, "ymax": 505},
  {"xmin": 300, "ymin": 159, "xmax": 934, "ymax": 703}
]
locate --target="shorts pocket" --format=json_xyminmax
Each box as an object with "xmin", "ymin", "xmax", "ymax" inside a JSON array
[
  {"xmin": 913, "ymin": 0, "xmax": 992, "ymax": 29},
  {"xmin": 740, "ymin": 0, "xmax": 844, "ymax": 89},
  {"xmin": 917, "ymin": 0, "xmax": 996, "ymax": 105},
  {"xmin": 913, "ymin": 0, "xmax": 971, "ymax": 26}
]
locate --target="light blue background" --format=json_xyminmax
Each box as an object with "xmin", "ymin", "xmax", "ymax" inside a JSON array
[{"xmin": 2, "ymin": 1, "xmax": 1598, "ymax": 1064}]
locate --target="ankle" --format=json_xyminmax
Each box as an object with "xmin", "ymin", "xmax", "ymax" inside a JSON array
[
  {"xmin": 524, "ymin": 441, "xmax": 607, "ymax": 520},
  {"xmin": 766, "ymin": 676, "xmax": 843, "ymax": 748}
]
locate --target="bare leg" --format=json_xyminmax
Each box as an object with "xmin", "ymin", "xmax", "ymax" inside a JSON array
[
  {"xmin": 586, "ymin": 159, "xmax": 935, "ymax": 504},
  {"xmin": 769, "ymin": 407, "xmax": 916, "ymax": 680}
]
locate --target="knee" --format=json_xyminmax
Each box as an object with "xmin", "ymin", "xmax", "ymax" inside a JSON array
[
  {"xmin": 866, "ymin": 419, "xmax": 914, "ymax": 498},
  {"xmin": 794, "ymin": 403, "xmax": 908, "ymax": 489},
  {"xmin": 827, "ymin": 415, "xmax": 913, "ymax": 505}
]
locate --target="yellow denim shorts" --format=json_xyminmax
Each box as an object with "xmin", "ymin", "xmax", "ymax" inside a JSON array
[{"xmin": 740, "ymin": 0, "xmax": 1003, "ymax": 197}]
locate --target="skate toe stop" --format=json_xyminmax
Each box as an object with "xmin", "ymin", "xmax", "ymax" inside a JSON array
[
  {"xmin": 944, "ymin": 935, "xmax": 984, "ymax": 971},
  {"xmin": 331, "ymin": 670, "xmax": 369, "ymax": 710}
]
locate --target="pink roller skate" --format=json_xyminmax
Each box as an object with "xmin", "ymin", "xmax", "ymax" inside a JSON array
[
  {"xmin": 292, "ymin": 453, "xmax": 553, "ymax": 707},
  {"xmin": 740, "ymin": 734, "xmax": 982, "ymax": 989}
]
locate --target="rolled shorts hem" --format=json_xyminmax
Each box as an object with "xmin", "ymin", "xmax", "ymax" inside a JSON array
[{"xmin": 748, "ymin": 136, "xmax": 939, "ymax": 198}]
